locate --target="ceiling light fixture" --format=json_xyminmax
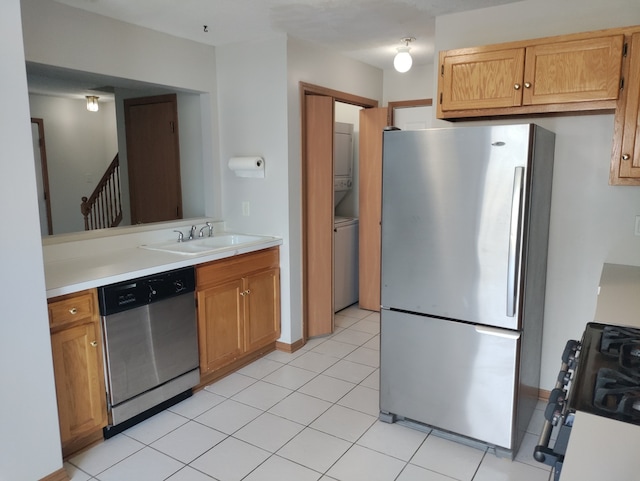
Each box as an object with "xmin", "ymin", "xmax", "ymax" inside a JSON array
[
  {"xmin": 86, "ymin": 95, "xmax": 99, "ymax": 112},
  {"xmin": 394, "ymin": 37, "xmax": 415, "ymax": 73}
]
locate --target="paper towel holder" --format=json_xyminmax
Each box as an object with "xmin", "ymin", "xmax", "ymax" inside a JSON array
[{"xmin": 228, "ymin": 156, "xmax": 265, "ymax": 178}]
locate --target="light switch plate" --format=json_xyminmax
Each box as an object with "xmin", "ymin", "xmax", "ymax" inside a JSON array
[
  {"xmin": 635, "ymin": 215, "xmax": 640, "ymax": 236},
  {"xmin": 242, "ymin": 201, "xmax": 250, "ymax": 216}
]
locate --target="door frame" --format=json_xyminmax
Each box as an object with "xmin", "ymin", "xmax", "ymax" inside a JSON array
[
  {"xmin": 31, "ymin": 118, "xmax": 53, "ymax": 235},
  {"xmin": 299, "ymin": 82, "xmax": 378, "ymax": 340},
  {"xmin": 387, "ymin": 98, "xmax": 433, "ymax": 126}
]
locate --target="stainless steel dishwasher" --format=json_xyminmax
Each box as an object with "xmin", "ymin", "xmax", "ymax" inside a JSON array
[{"xmin": 98, "ymin": 266, "xmax": 199, "ymax": 437}]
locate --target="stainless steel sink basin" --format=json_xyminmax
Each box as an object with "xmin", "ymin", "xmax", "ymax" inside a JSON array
[{"xmin": 139, "ymin": 234, "xmax": 272, "ymax": 255}]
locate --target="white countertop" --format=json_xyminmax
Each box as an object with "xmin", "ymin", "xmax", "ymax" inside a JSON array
[
  {"xmin": 560, "ymin": 412, "xmax": 640, "ymax": 480},
  {"xmin": 594, "ymin": 263, "xmax": 640, "ymax": 328},
  {"xmin": 43, "ymin": 222, "xmax": 282, "ymax": 298}
]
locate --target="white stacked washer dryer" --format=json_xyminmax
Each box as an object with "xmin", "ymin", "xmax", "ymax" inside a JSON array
[
  {"xmin": 333, "ymin": 122, "xmax": 359, "ymax": 312},
  {"xmin": 334, "ymin": 216, "xmax": 359, "ymax": 311}
]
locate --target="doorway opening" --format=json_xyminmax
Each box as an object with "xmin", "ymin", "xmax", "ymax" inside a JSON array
[{"xmin": 300, "ymin": 82, "xmax": 377, "ymax": 340}]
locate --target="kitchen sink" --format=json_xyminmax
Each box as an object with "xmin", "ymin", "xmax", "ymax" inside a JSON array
[{"xmin": 139, "ymin": 234, "xmax": 273, "ymax": 255}]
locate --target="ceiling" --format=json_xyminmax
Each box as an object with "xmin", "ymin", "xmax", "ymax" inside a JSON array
[{"xmin": 31, "ymin": 0, "xmax": 523, "ymax": 99}]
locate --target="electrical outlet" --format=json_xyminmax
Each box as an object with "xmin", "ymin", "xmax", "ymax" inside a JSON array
[
  {"xmin": 635, "ymin": 215, "xmax": 640, "ymax": 236},
  {"xmin": 242, "ymin": 201, "xmax": 250, "ymax": 216}
]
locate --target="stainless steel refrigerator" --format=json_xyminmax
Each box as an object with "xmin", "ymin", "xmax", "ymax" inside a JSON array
[{"xmin": 379, "ymin": 124, "xmax": 555, "ymax": 458}]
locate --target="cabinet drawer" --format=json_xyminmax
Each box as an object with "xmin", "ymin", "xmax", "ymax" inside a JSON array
[
  {"xmin": 197, "ymin": 247, "xmax": 279, "ymax": 288},
  {"xmin": 48, "ymin": 290, "xmax": 97, "ymax": 328}
]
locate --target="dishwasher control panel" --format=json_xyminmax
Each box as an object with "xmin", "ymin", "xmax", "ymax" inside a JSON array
[{"xmin": 98, "ymin": 266, "xmax": 195, "ymax": 316}]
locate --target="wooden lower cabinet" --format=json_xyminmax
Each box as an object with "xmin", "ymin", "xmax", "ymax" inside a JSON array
[
  {"xmin": 196, "ymin": 248, "xmax": 280, "ymax": 379},
  {"xmin": 48, "ymin": 289, "xmax": 107, "ymax": 457}
]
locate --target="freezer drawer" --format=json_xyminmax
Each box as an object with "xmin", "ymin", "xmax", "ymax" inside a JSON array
[{"xmin": 380, "ymin": 309, "xmax": 519, "ymax": 450}]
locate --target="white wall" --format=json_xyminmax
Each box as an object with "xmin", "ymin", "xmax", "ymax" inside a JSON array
[
  {"xmin": 216, "ymin": 36, "xmax": 383, "ymax": 344},
  {"xmin": 177, "ymin": 92, "xmax": 206, "ymax": 219},
  {"xmin": 383, "ymin": 63, "xmax": 435, "ymax": 105},
  {"xmin": 6, "ymin": 1, "xmax": 220, "ymax": 476},
  {"xmin": 29, "ymin": 94, "xmax": 117, "ymax": 234},
  {"xmin": 0, "ymin": 1, "xmax": 63, "ymax": 479},
  {"xmin": 436, "ymin": 0, "xmax": 640, "ymax": 390},
  {"xmin": 215, "ymin": 35, "xmax": 293, "ymax": 341}
]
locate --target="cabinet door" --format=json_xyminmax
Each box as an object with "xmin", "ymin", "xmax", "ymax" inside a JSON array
[
  {"xmin": 440, "ymin": 48, "xmax": 525, "ymax": 111},
  {"xmin": 523, "ymin": 36, "xmax": 624, "ymax": 105},
  {"xmin": 51, "ymin": 322, "xmax": 107, "ymax": 443},
  {"xmin": 617, "ymin": 33, "xmax": 640, "ymax": 181},
  {"xmin": 244, "ymin": 268, "xmax": 280, "ymax": 352},
  {"xmin": 197, "ymin": 278, "xmax": 244, "ymax": 373}
]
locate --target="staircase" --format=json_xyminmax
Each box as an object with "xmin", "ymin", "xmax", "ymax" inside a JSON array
[{"xmin": 81, "ymin": 154, "xmax": 123, "ymax": 230}]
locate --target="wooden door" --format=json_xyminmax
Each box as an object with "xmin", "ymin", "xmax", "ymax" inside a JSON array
[
  {"xmin": 197, "ymin": 279, "xmax": 244, "ymax": 373},
  {"xmin": 245, "ymin": 268, "xmax": 281, "ymax": 352},
  {"xmin": 124, "ymin": 94, "xmax": 183, "ymax": 224},
  {"xmin": 51, "ymin": 322, "xmax": 107, "ymax": 444},
  {"xmin": 358, "ymin": 107, "xmax": 388, "ymax": 311},
  {"xmin": 304, "ymin": 94, "xmax": 335, "ymax": 337},
  {"xmin": 523, "ymin": 36, "xmax": 624, "ymax": 105},
  {"xmin": 439, "ymin": 48, "xmax": 525, "ymax": 114}
]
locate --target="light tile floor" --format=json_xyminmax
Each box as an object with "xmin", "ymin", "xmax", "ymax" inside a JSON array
[{"xmin": 66, "ymin": 305, "xmax": 553, "ymax": 481}]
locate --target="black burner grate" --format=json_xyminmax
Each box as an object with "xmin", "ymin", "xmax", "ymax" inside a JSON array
[{"xmin": 594, "ymin": 368, "xmax": 640, "ymax": 419}]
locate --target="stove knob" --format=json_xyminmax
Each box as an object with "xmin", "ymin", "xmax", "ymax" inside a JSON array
[
  {"xmin": 557, "ymin": 369, "xmax": 572, "ymax": 386},
  {"xmin": 174, "ymin": 280, "xmax": 185, "ymax": 292},
  {"xmin": 562, "ymin": 339, "xmax": 579, "ymax": 366},
  {"xmin": 549, "ymin": 387, "xmax": 566, "ymax": 405},
  {"xmin": 544, "ymin": 402, "xmax": 563, "ymax": 426}
]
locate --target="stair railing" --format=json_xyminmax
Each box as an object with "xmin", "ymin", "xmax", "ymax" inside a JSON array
[{"xmin": 81, "ymin": 154, "xmax": 123, "ymax": 230}]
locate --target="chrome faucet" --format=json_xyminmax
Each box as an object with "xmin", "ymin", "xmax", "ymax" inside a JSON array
[
  {"xmin": 199, "ymin": 222, "xmax": 213, "ymax": 237},
  {"xmin": 188, "ymin": 225, "xmax": 197, "ymax": 240},
  {"xmin": 173, "ymin": 230, "xmax": 184, "ymax": 242}
]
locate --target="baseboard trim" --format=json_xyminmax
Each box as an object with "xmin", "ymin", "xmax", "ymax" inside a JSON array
[
  {"xmin": 276, "ymin": 338, "xmax": 305, "ymax": 353},
  {"xmin": 40, "ymin": 467, "xmax": 70, "ymax": 481},
  {"xmin": 196, "ymin": 343, "xmax": 276, "ymax": 390},
  {"xmin": 538, "ymin": 388, "xmax": 550, "ymax": 401}
]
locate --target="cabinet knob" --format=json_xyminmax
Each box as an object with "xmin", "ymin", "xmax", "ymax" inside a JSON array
[
  {"xmin": 622, "ymin": 154, "xmax": 631, "ymax": 161},
  {"xmin": 514, "ymin": 84, "xmax": 521, "ymax": 90},
  {"xmin": 69, "ymin": 307, "xmax": 77, "ymax": 315},
  {"xmin": 524, "ymin": 82, "xmax": 532, "ymax": 88},
  {"xmin": 90, "ymin": 341, "xmax": 98, "ymax": 347}
]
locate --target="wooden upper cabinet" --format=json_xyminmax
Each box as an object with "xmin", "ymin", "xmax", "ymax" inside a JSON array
[
  {"xmin": 523, "ymin": 36, "xmax": 624, "ymax": 105},
  {"xmin": 438, "ymin": 31, "xmax": 625, "ymax": 119},
  {"xmin": 441, "ymin": 48, "xmax": 525, "ymax": 111},
  {"xmin": 611, "ymin": 32, "xmax": 640, "ymax": 185}
]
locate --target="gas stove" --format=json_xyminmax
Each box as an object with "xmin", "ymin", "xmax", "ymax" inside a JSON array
[
  {"xmin": 570, "ymin": 324, "xmax": 640, "ymax": 424},
  {"xmin": 534, "ymin": 322, "xmax": 640, "ymax": 480}
]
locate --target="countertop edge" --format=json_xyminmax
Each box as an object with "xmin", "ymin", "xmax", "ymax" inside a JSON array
[{"xmin": 45, "ymin": 238, "xmax": 283, "ymax": 299}]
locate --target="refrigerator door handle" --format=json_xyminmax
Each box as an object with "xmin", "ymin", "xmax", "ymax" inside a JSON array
[
  {"xmin": 507, "ymin": 166, "xmax": 524, "ymax": 318},
  {"xmin": 475, "ymin": 325, "xmax": 521, "ymax": 340}
]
